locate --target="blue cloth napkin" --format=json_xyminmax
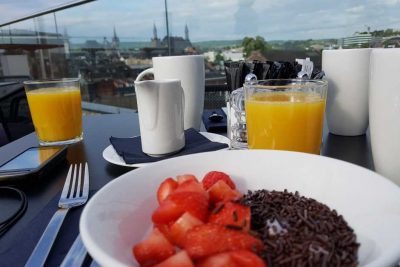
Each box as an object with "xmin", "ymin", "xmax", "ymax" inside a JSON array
[
  {"xmin": 202, "ymin": 109, "xmax": 227, "ymax": 133},
  {"xmin": 109, "ymin": 128, "xmax": 228, "ymax": 164}
]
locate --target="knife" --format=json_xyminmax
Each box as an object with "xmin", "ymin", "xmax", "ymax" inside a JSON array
[{"xmin": 60, "ymin": 234, "xmax": 87, "ymax": 267}]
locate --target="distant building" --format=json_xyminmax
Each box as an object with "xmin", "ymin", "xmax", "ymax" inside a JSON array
[
  {"xmin": 151, "ymin": 23, "xmax": 161, "ymax": 48},
  {"xmin": 222, "ymin": 48, "xmax": 244, "ymax": 61},
  {"xmin": 111, "ymin": 26, "xmax": 120, "ymax": 49},
  {"xmin": 145, "ymin": 24, "xmax": 194, "ymax": 57},
  {"xmin": 382, "ymin": 36, "xmax": 400, "ymax": 48},
  {"xmin": 341, "ymin": 33, "xmax": 373, "ymax": 48}
]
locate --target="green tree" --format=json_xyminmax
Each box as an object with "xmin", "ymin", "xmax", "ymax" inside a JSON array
[
  {"xmin": 214, "ymin": 52, "xmax": 224, "ymax": 64},
  {"xmin": 242, "ymin": 36, "xmax": 269, "ymax": 58}
]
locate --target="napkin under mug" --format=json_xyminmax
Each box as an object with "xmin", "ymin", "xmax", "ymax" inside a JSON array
[{"xmin": 110, "ymin": 128, "xmax": 228, "ymax": 164}]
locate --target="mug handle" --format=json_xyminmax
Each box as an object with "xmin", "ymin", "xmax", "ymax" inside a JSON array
[{"xmin": 135, "ymin": 68, "xmax": 154, "ymax": 81}]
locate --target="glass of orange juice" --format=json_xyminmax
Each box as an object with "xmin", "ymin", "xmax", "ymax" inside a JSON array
[
  {"xmin": 244, "ymin": 79, "xmax": 328, "ymax": 154},
  {"xmin": 24, "ymin": 78, "xmax": 83, "ymax": 146}
]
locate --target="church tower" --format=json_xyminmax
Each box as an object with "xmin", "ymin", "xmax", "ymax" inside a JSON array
[
  {"xmin": 153, "ymin": 23, "xmax": 158, "ymax": 39},
  {"xmin": 185, "ymin": 24, "xmax": 189, "ymax": 41},
  {"xmin": 151, "ymin": 23, "xmax": 161, "ymax": 48},
  {"xmin": 111, "ymin": 26, "xmax": 120, "ymax": 48}
]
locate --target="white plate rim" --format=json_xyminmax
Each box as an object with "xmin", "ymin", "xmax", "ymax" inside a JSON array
[
  {"xmin": 81, "ymin": 150, "xmax": 400, "ymax": 267},
  {"xmin": 102, "ymin": 132, "xmax": 230, "ymax": 167}
]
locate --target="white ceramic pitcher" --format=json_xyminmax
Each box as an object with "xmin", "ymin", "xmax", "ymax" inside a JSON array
[
  {"xmin": 136, "ymin": 55, "xmax": 205, "ymax": 131},
  {"xmin": 134, "ymin": 79, "xmax": 185, "ymax": 156}
]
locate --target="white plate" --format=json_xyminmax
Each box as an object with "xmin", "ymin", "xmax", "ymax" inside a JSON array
[
  {"xmin": 80, "ymin": 150, "xmax": 400, "ymax": 267},
  {"xmin": 102, "ymin": 132, "xmax": 229, "ymax": 167}
]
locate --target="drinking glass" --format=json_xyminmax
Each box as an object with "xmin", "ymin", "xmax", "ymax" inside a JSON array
[
  {"xmin": 24, "ymin": 78, "xmax": 83, "ymax": 146},
  {"xmin": 244, "ymin": 79, "xmax": 328, "ymax": 154}
]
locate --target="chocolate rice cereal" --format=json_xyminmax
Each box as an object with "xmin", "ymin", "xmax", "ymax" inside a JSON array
[{"xmin": 239, "ymin": 189, "xmax": 359, "ymax": 267}]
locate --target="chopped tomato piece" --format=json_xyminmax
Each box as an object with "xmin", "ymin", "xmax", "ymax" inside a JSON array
[
  {"xmin": 169, "ymin": 212, "xmax": 204, "ymax": 247},
  {"xmin": 176, "ymin": 174, "xmax": 198, "ymax": 184},
  {"xmin": 157, "ymin": 177, "xmax": 178, "ymax": 204},
  {"xmin": 196, "ymin": 250, "xmax": 267, "ymax": 267},
  {"xmin": 196, "ymin": 252, "xmax": 239, "ymax": 267},
  {"xmin": 202, "ymin": 171, "xmax": 236, "ymax": 190},
  {"xmin": 208, "ymin": 202, "xmax": 251, "ymax": 232},
  {"xmin": 230, "ymin": 250, "xmax": 267, "ymax": 267},
  {"xmin": 174, "ymin": 180, "xmax": 208, "ymax": 198},
  {"xmin": 152, "ymin": 192, "xmax": 209, "ymax": 224},
  {"xmin": 208, "ymin": 180, "xmax": 242, "ymax": 204},
  {"xmin": 152, "ymin": 199, "xmax": 185, "ymax": 225},
  {"xmin": 154, "ymin": 250, "xmax": 195, "ymax": 267},
  {"xmin": 132, "ymin": 228, "xmax": 175, "ymax": 267},
  {"xmin": 183, "ymin": 223, "xmax": 263, "ymax": 259}
]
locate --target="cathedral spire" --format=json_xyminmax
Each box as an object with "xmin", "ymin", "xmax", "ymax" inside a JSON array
[
  {"xmin": 112, "ymin": 25, "xmax": 120, "ymax": 48},
  {"xmin": 153, "ymin": 23, "xmax": 158, "ymax": 39},
  {"xmin": 113, "ymin": 25, "xmax": 117, "ymax": 38},
  {"xmin": 185, "ymin": 24, "xmax": 189, "ymax": 41}
]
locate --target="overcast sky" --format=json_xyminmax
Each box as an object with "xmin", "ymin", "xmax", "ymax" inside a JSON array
[{"xmin": 2, "ymin": 0, "xmax": 400, "ymax": 42}]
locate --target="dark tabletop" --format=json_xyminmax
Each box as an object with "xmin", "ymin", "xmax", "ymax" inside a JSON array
[
  {"xmin": 0, "ymin": 113, "xmax": 374, "ymax": 267},
  {"xmin": 0, "ymin": 82, "xmax": 24, "ymax": 101}
]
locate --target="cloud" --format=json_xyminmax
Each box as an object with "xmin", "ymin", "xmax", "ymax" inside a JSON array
[
  {"xmin": 346, "ymin": 5, "xmax": 365, "ymax": 13},
  {"xmin": 2, "ymin": 0, "xmax": 400, "ymax": 42},
  {"xmin": 382, "ymin": 0, "xmax": 400, "ymax": 5}
]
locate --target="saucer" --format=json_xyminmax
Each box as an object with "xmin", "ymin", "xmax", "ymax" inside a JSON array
[{"xmin": 103, "ymin": 132, "xmax": 230, "ymax": 168}]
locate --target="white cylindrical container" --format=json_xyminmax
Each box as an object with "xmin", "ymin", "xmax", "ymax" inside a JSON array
[
  {"xmin": 369, "ymin": 48, "xmax": 400, "ymax": 186},
  {"xmin": 322, "ymin": 48, "xmax": 371, "ymax": 136}
]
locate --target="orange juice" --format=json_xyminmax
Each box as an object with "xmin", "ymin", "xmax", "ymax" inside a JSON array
[
  {"xmin": 26, "ymin": 87, "xmax": 82, "ymax": 142},
  {"xmin": 245, "ymin": 91, "xmax": 325, "ymax": 154}
]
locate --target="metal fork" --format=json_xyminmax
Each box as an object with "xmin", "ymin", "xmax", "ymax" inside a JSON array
[{"xmin": 25, "ymin": 163, "xmax": 89, "ymax": 267}]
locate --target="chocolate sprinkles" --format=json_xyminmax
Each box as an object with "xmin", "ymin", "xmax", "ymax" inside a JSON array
[{"xmin": 239, "ymin": 189, "xmax": 359, "ymax": 267}]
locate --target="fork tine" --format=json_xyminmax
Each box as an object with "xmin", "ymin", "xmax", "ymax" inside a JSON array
[
  {"xmin": 82, "ymin": 163, "xmax": 89, "ymax": 200},
  {"xmin": 70, "ymin": 164, "xmax": 78, "ymax": 198},
  {"xmin": 60, "ymin": 164, "xmax": 74, "ymax": 200},
  {"xmin": 76, "ymin": 163, "xmax": 82, "ymax": 198}
]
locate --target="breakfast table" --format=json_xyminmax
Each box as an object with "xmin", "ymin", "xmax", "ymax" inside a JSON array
[{"xmin": 0, "ymin": 113, "xmax": 375, "ymax": 267}]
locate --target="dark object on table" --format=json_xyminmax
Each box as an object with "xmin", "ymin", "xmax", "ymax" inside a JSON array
[
  {"xmin": 0, "ymin": 146, "xmax": 68, "ymax": 185},
  {"xmin": 208, "ymin": 111, "xmax": 223, "ymax": 122},
  {"xmin": 110, "ymin": 128, "xmax": 228, "ymax": 164},
  {"xmin": 202, "ymin": 109, "xmax": 227, "ymax": 133},
  {"xmin": 0, "ymin": 79, "xmax": 34, "ymax": 146},
  {"xmin": 224, "ymin": 60, "xmax": 325, "ymax": 91},
  {"xmin": 0, "ymin": 187, "xmax": 28, "ymax": 237}
]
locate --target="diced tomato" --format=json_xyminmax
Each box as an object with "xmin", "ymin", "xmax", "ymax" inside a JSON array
[
  {"xmin": 196, "ymin": 250, "xmax": 267, "ymax": 267},
  {"xmin": 202, "ymin": 171, "xmax": 236, "ymax": 190},
  {"xmin": 176, "ymin": 174, "xmax": 198, "ymax": 184},
  {"xmin": 208, "ymin": 180, "xmax": 242, "ymax": 204},
  {"xmin": 183, "ymin": 223, "xmax": 263, "ymax": 259},
  {"xmin": 156, "ymin": 223, "xmax": 174, "ymax": 243},
  {"xmin": 132, "ymin": 228, "xmax": 175, "ymax": 267},
  {"xmin": 152, "ymin": 199, "xmax": 185, "ymax": 225},
  {"xmin": 152, "ymin": 192, "xmax": 209, "ymax": 224},
  {"xmin": 208, "ymin": 202, "xmax": 251, "ymax": 232},
  {"xmin": 230, "ymin": 250, "xmax": 267, "ymax": 267},
  {"xmin": 169, "ymin": 212, "xmax": 204, "ymax": 247},
  {"xmin": 196, "ymin": 252, "xmax": 239, "ymax": 267},
  {"xmin": 154, "ymin": 250, "xmax": 195, "ymax": 267},
  {"xmin": 157, "ymin": 177, "xmax": 179, "ymax": 204},
  {"xmin": 174, "ymin": 180, "xmax": 208, "ymax": 198}
]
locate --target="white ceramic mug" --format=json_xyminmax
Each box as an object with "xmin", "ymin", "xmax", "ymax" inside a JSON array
[
  {"xmin": 369, "ymin": 48, "xmax": 400, "ymax": 186},
  {"xmin": 322, "ymin": 48, "xmax": 371, "ymax": 136},
  {"xmin": 134, "ymin": 79, "xmax": 185, "ymax": 156},
  {"xmin": 136, "ymin": 55, "xmax": 205, "ymax": 131}
]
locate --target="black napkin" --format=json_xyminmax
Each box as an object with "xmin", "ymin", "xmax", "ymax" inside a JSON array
[
  {"xmin": 202, "ymin": 109, "xmax": 227, "ymax": 133},
  {"xmin": 109, "ymin": 128, "xmax": 228, "ymax": 164}
]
